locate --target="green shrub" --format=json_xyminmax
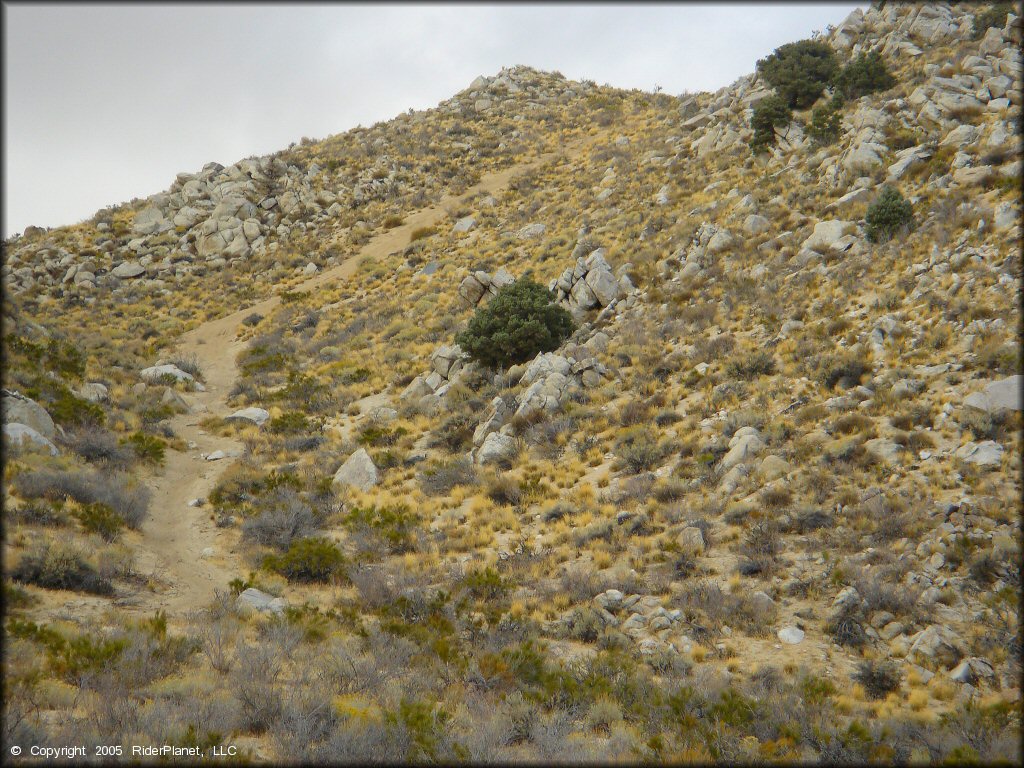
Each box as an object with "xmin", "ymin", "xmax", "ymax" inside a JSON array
[
  {"xmin": 853, "ymin": 659, "xmax": 901, "ymax": 699},
  {"xmin": 262, "ymin": 537, "xmax": 346, "ymax": 583},
  {"xmin": 48, "ymin": 389, "xmax": 105, "ymax": 427},
  {"xmin": 11, "ymin": 541, "xmax": 114, "ymax": 595},
  {"xmin": 832, "ymin": 51, "xmax": 896, "ymax": 100},
  {"xmin": 8, "ymin": 619, "xmax": 128, "ymax": 682},
  {"xmin": 972, "ymin": 2, "xmax": 1013, "ymax": 38},
  {"xmin": 806, "ymin": 99, "xmax": 843, "ymax": 145},
  {"xmin": 269, "ymin": 411, "xmax": 318, "ymax": 435},
  {"xmin": 429, "ymin": 411, "xmax": 479, "ymax": 453},
  {"xmin": 462, "ymin": 566, "xmax": 510, "ymax": 601},
  {"xmin": 818, "ymin": 351, "xmax": 870, "ymax": 389},
  {"xmin": 756, "ymin": 39, "xmax": 839, "ymax": 109},
  {"xmin": 615, "ymin": 430, "xmax": 669, "ymax": 474},
  {"xmin": 342, "ymin": 504, "xmax": 419, "ymax": 554},
  {"xmin": 418, "ymin": 458, "xmax": 478, "ymax": 496},
  {"xmin": 13, "ymin": 468, "xmax": 150, "ymax": 527},
  {"xmin": 865, "ymin": 186, "xmax": 914, "ymax": 243},
  {"xmin": 72, "ymin": 502, "xmax": 125, "ymax": 541},
  {"xmin": 409, "ymin": 226, "xmax": 437, "ymax": 243},
  {"xmin": 51, "ymin": 634, "xmax": 128, "ymax": 682},
  {"xmin": 122, "ymin": 431, "xmax": 166, "ymax": 465},
  {"xmin": 750, "ymin": 95, "xmax": 793, "ymax": 153},
  {"xmin": 357, "ymin": 424, "xmax": 407, "ymax": 447},
  {"xmin": 725, "ymin": 350, "xmax": 776, "ymax": 380},
  {"xmin": 456, "ymin": 278, "xmax": 575, "ymax": 369},
  {"xmin": 67, "ymin": 427, "xmax": 134, "ymax": 467}
]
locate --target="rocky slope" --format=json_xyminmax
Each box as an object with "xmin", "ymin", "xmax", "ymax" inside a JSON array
[{"xmin": 3, "ymin": 2, "xmax": 1021, "ymax": 763}]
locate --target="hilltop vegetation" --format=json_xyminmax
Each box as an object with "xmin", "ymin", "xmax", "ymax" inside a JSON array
[{"xmin": 3, "ymin": 2, "xmax": 1021, "ymax": 763}]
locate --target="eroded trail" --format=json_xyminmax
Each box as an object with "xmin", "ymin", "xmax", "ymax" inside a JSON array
[{"xmin": 126, "ymin": 139, "xmax": 597, "ymax": 616}]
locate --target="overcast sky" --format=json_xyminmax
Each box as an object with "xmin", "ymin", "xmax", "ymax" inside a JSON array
[{"xmin": 3, "ymin": 2, "xmax": 863, "ymax": 238}]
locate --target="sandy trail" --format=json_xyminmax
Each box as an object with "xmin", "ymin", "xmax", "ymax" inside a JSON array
[{"xmin": 125, "ymin": 137, "xmax": 599, "ymax": 616}]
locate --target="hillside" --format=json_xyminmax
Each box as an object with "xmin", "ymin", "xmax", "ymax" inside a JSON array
[{"xmin": 3, "ymin": 2, "xmax": 1021, "ymax": 763}]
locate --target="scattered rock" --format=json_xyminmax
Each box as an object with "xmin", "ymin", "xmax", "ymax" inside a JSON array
[
  {"xmin": 907, "ymin": 624, "xmax": 964, "ymax": 669},
  {"xmin": 476, "ymin": 431, "xmax": 517, "ymax": 465},
  {"xmin": 140, "ymin": 364, "xmax": 195, "ymax": 384},
  {"xmin": 77, "ymin": 382, "xmax": 109, "ymax": 403},
  {"xmin": 777, "ymin": 626, "xmax": 805, "ymax": 644},
  {"xmin": 3, "ymin": 423, "xmax": 59, "ymax": 455},
  {"xmin": 2, "ymin": 389, "xmax": 57, "ymax": 440},
  {"xmin": 226, "ymin": 407, "xmax": 271, "ymax": 427},
  {"xmin": 332, "ymin": 448, "xmax": 380, "ymax": 492},
  {"xmin": 112, "ymin": 261, "xmax": 147, "ymax": 279},
  {"xmin": 949, "ymin": 657, "xmax": 995, "ymax": 685},
  {"xmin": 236, "ymin": 587, "xmax": 286, "ymax": 615},
  {"xmin": 963, "ymin": 375, "xmax": 1021, "ymax": 414},
  {"xmin": 954, "ymin": 440, "xmax": 1003, "ymax": 469}
]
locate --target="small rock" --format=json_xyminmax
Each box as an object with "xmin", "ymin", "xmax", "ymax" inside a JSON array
[
  {"xmin": 226, "ymin": 407, "xmax": 271, "ymax": 427},
  {"xmin": 778, "ymin": 626, "xmax": 805, "ymax": 644},
  {"xmin": 236, "ymin": 587, "xmax": 286, "ymax": 615},
  {"xmin": 332, "ymin": 447, "xmax": 379, "ymax": 492}
]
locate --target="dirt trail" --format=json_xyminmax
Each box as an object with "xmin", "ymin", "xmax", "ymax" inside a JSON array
[{"xmin": 125, "ymin": 135, "xmax": 602, "ymax": 616}]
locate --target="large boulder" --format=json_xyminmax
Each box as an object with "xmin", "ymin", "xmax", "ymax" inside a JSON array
[
  {"xmin": 954, "ymin": 440, "xmax": 1004, "ymax": 469},
  {"xmin": 225, "ymin": 407, "xmax": 271, "ymax": 427},
  {"xmin": 843, "ymin": 143, "xmax": 887, "ymax": 175},
  {"xmin": 140, "ymin": 364, "xmax": 195, "ymax": 384},
  {"xmin": 430, "ymin": 345, "xmax": 465, "ymax": 379},
  {"xmin": 77, "ymin": 383, "xmax": 109, "ymax": 403},
  {"xmin": 133, "ymin": 206, "xmax": 171, "ymax": 236},
  {"xmin": 476, "ymin": 431, "xmax": 517, "ymax": 466},
  {"xmin": 457, "ymin": 274, "xmax": 488, "ymax": 307},
  {"xmin": 236, "ymin": 587, "xmax": 286, "ymax": 615},
  {"xmin": 517, "ymin": 223, "xmax": 547, "ymax": 239},
  {"xmin": 584, "ymin": 266, "xmax": 620, "ymax": 306},
  {"xmin": 332, "ymin": 448, "xmax": 379, "ymax": 492},
  {"xmin": 3, "ymin": 423, "xmax": 58, "ymax": 456},
  {"xmin": 452, "ymin": 215, "xmax": 476, "ymax": 233},
  {"xmin": 802, "ymin": 220, "xmax": 855, "ymax": 253},
  {"xmin": 743, "ymin": 214, "xmax": 770, "ymax": 235},
  {"xmin": 963, "ymin": 375, "xmax": 1022, "ymax": 414},
  {"xmin": 2, "ymin": 390, "xmax": 56, "ymax": 440},
  {"xmin": 908, "ymin": 624, "xmax": 964, "ymax": 669},
  {"xmin": 112, "ymin": 261, "xmax": 147, "ymax": 279},
  {"xmin": 719, "ymin": 427, "xmax": 765, "ymax": 471}
]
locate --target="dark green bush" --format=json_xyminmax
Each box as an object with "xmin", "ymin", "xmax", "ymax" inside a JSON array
[
  {"xmin": 13, "ymin": 468, "xmax": 150, "ymax": 528},
  {"xmin": 818, "ymin": 351, "xmax": 870, "ymax": 389},
  {"xmin": 342, "ymin": 504, "xmax": 419, "ymax": 554},
  {"xmin": 122, "ymin": 431, "xmax": 166, "ymax": 465},
  {"xmin": 832, "ymin": 51, "xmax": 895, "ymax": 101},
  {"xmin": 750, "ymin": 95, "xmax": 793, "ymax": 153},
  {"xmin": 725, "ymin": 350, "xmax": 776, "ymax": 380},
  {"xmin": 11, "ymin": 542, "xmax": 114, "ymax": 595},
  {"xmin": 269, "ymin": 411, "xmax": 317, "ymax": 435},
  {"xmin": 241, "ymin": 489, "xmax": 319, "ymax": 551},
  {"xmin": 614, "ymin": 430, "xmax": 669, "ymax": 474},
  {"xmin": 262, "ymin": 537, "xmax": 346, "ymax": 583},
  {"xmin": 67, "ymin": 427, "xmax": 134, "ymax": 468},
  {"xmin": 865, "ymin": 186, "xmax": 914, "ymax": 243},
  {"xmin": 852, "ymin": 659, "xmax": 901, "ymax": 699},
  {"xmin": 756, "ymin": 39, "xmax": 839, "ymax": 109},
  {"xmin": 418, "ymin": 458, "xmax": 478, "ymax": 496},
  {"xmin": 456, "ymin": 278, "xmax": 575, "ymax": 369},
  {"xmin": 806, "ymin": 99, "xmax": 843, "ymax": 145},
  {"xmin": 73, "ymin": 502, "xmax": 125, "ymax": 541},
  {"xmin": 48, "ymin": 389, "xmax": 105, "ymax": 428},
  {"xmin": 462, "ymin": 566, "xmax": 510, "ymax": 601},
  {"xmin": 972, "ymin": 2, "xmax": 1013, "ymax": 38}
]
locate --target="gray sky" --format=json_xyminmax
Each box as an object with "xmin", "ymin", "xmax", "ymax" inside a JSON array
[{"xmin": 3, "ymin": 2, "xmax": 862, "ymax": 238}]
